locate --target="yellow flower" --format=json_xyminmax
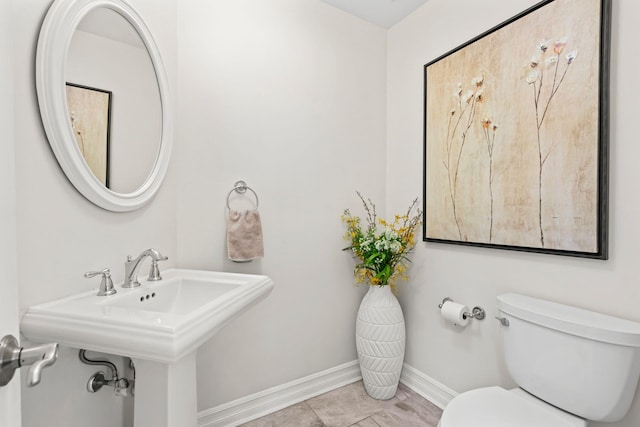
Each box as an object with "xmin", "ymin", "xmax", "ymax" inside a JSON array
[{"xmin": 342, "ymin": 194, "xmax": 422, "ymax": 288}]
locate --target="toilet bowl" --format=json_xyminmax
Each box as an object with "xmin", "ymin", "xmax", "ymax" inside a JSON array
[
  {"xmin": 438, "ymin": 386, "xmax": 586, "ymax": 427},
  {"xmin": 438, "ymin": 293, "xmax": 640, "ymax": 426}
]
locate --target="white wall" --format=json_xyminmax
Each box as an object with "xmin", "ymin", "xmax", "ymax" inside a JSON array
[
  {"xmin": 387, "ymin": 1, "xmax": 640, "ymax": 426},
  {"xmin": 0, "ymin": 1, "xmax": 22, "ymax": 425},
  {"xmin": 12, "ymin": 0, "xmax": 177, "ymax": 426},
  {"xmin": 10, "ymin": 0, "xmax": 384, "ymax": 424},
  {"xmin": 175, "ymin": 0, "xmax": 387, "ymax": 409}
]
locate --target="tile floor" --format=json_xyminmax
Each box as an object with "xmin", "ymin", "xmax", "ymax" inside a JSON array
[{"xmin": 239, "ymin": 381, "xmax": 442, "ymax": 427}]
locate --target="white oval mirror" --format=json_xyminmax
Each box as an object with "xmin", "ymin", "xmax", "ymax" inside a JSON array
[{"xmin": 36, "ymin": 0, "xmax": 173, "ymax": 212}]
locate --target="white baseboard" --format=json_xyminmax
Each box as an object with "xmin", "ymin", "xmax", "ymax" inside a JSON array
[
  {"xmin": 399, "ymin": 363, "xmax": 457, "ymax": 409},
  {"xmin": 198, "ymin": 360, "xmax": 362, "ymax": 427},
  {"xmin": 198, "ymin": 361, "xmax": 456, "ymax": 426}
]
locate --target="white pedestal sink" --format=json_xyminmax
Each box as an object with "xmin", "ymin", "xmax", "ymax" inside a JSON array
[{"xmin": 20, "ymin": 268, "xmax": 274, "ymax": 427}]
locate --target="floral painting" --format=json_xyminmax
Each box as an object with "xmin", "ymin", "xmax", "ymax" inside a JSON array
[
  {"xmin": 423, "ymin": 0, "xmax": 610, "ymax": 258},
  {"xmin": 65, "ymin": 83, "xmax": 112, "ymax": 187}
]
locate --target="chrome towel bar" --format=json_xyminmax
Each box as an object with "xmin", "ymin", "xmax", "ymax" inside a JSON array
[{"xmin": 226, "ymin": 180, "xmax": 259, "ymax": 210}]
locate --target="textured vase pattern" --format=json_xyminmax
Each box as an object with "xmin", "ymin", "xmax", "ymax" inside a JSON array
[{"xmin": 356, "ymin": 285, "xmax": 405, "ymax": 400}]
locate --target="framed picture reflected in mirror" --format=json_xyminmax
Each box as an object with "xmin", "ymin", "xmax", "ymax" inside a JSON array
[{"xmin": 65, "ymin": 82, "xmax": 112, "ymax": 188}]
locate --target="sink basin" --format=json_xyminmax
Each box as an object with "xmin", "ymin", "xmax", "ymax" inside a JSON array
[
  {"xmin": 103, "ymin": 274, "xmax": 240, "ymax": 315},
  {"xmin": 20, "ymin": 268, "xmax": 274, "ymax": 363}
]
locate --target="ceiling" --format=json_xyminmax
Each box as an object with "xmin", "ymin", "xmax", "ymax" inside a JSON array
[
  {"xmin": 77, "ymin": 8, "xmax": 145, "ymax": 48},
  {"xmin": 319, "ymin": 0, "xmax": 429, "ymax": 28}
]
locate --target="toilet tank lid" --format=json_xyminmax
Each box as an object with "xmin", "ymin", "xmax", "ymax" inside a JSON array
[{"xmin": 497, "ymin": 293, "xmax": 640, "ymax": 347}]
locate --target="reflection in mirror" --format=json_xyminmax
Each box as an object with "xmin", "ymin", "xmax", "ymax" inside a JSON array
[
  {"xmin": 66, "ymin": 83, "xmax": 111, "ymax": 187},
  {"xmin": 66, "ymin": 8, "xmax": 161, "ymax": 193},
  {"xmin": 37, "ymin": 0, "xmax": 172, "ymax": 211}
]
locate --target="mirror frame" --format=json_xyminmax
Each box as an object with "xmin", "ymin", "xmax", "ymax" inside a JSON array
[{"xmin": 36, "ymin": 0, "xmax": 173, "ymax": 212}]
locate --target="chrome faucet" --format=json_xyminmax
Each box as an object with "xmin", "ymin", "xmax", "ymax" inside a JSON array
[
  {"xmin": 123, "ymin": 248, "xmax": 168, "ymax": 288},
  {"xmin": 85, "ymin": 268, "xmax": 117, "ymax": 296}
]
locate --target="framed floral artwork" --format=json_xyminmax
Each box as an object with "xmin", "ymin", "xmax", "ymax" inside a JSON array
[
  {"xmin": 65, "ymin": 82, "xmax": 112, "ymax": 188},
  {"xmin": 423, "ymin": 0, "xmax": 611, "ymax": 259}
]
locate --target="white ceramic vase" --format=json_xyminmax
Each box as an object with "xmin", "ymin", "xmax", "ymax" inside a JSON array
[{"xmin": 356, "ymin": 284, "xmax": 405, "ymax": 400}]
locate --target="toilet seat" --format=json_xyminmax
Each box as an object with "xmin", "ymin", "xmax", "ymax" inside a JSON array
[{"xmin": 439, "ymin": 386, "xmax": 586, "ymax": 427}]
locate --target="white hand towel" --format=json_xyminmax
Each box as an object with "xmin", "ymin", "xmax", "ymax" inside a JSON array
[{"xmin": 227, "ymin": 210, "xmax": 264, "ymax": 262}]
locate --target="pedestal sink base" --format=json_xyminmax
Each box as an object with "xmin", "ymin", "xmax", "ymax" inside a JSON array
[
  {"xmin": 133, "ymin": 352, "xmax": 197, "ymax": 427},
  {"xmin": 20, "ymin": 269, "xmax": 274, "ymax": 427}
]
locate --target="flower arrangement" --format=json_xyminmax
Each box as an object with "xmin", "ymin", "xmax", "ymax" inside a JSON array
[{"xmin": 342, "ymin": 193, "xmax": 422, "ymax": 289}]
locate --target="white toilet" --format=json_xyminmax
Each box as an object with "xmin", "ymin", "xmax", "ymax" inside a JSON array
[{"xmin": 438, "ymin": 293, "xmax": 640, "ymax": 427}]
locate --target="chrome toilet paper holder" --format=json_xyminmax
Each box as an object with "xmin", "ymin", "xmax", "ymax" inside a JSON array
[{"xmin": 438, "ymin": 297, "xmax": 486, "ymax": 321}]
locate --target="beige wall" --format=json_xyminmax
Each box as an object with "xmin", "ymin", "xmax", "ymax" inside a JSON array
[{"xmin": 387, "ymin": 1, "xmax": 640, "ymax": 426}]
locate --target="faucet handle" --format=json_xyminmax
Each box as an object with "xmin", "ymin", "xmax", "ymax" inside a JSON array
[
  {"xmin": 148, "ymin": 257, "xmax": 167, "ymax": 281},
  {"xmin": 85, "ymin": 268, "xmax": 117, "ymax": 296}
]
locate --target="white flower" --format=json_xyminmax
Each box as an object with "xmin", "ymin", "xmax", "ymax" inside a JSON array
[
  {"xmin": 383, "ymin": 228, "xmax": 398, "ymax": 240},
  {"xmin": 530, "ymin": 54, "xmax": 542, "ymax": 68},
  {"xmin": 526, "ymin": 69, "xmax": 540, "ymax": 85},
  {"xmin": 461, "ymin": 90, "xmax": 475, "ymax": 104},
  {"xmin": 565, "ymin": 50, "xmax": 578, "ymax": 64},
  {"xmin": 454, "ymin": 83, "xmax": 463, "ymax": 98},
  {"xmin": 553, "ymin": 37, "xmax": 568, "ymax": 54},
  {"xmin": 537, "ymin": 39, "xmax": 551, "ymax": 52}
]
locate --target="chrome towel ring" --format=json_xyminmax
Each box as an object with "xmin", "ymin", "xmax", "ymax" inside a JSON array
[{"xmin": 226, "ymin": 180, "xmax": 259, "ymax": 210}]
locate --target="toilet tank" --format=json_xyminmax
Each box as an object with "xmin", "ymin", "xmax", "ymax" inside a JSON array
[{"xmin": 497, "ymin": 293, "xmax": 640, "ymax": 423}]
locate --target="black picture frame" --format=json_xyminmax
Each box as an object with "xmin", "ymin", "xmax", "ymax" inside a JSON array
[{"xmin": 422, "ymin": 0, "xmax": 611, "ymax": 259}]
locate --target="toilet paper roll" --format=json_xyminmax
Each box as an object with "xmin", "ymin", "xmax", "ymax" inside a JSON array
[{"xmin": 440, "ymin": 300, "xmax": 470, "ymax": 326}]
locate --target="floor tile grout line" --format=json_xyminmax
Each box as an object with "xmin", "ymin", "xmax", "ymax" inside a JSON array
[
  {"xmin": 368, "ymin": 411, "xmax": 386, "ymax": 427},
  {"xmin": 345, "ymin": 411, "xmax": 385, "ymax": 427},
  {"xmin": 301, "ymin": 399, "xmax": 327, "ymax": 426},
  {"xmin": 240, "ymin": 380, "xmax": 442, "ymax": 427}
]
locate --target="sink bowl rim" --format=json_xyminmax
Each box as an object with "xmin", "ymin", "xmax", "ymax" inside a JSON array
[{"xmin": 20, "ymin": 268, "xmax": 274, "ymax": 363}]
